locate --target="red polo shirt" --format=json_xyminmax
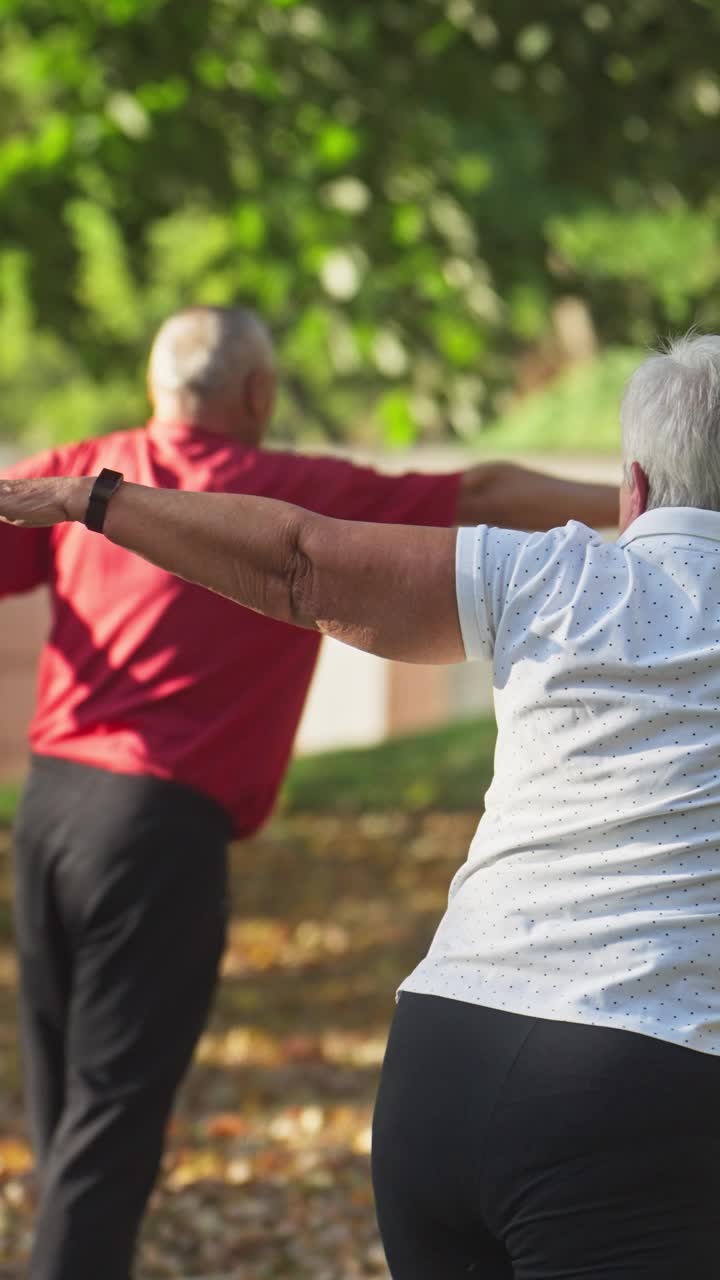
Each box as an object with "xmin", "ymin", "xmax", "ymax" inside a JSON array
[{"xmin": 0, "ymin": 422, "xmax": 461, "ymax": 836}]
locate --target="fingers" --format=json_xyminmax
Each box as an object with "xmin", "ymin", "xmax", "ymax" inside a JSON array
[{"xmin": 0, "ymin": 477, "xmax": 67, "ymax": 528}]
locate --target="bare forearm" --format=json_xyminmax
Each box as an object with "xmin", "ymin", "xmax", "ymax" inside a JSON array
[
  {"xmin": 457, "ymin": 462, "xmax": 619, "ymax": 530},
  {"xmin": 95, "ymin": 477, "xmax": 464, "ymax": 660},
  {"xmin": 101, "ymin": 483, "xmax": 460, "ymax": 660},
  {"xmin": 97, "ymin": 482, "xmax": 305, "ymax": 621},
  {"xmin": 4, "ymin": 473, "xmax": 326, "ymax": 625},
  {"xmin": 1, "ymin": 475, "xmax": 463, "ymax": 664}
]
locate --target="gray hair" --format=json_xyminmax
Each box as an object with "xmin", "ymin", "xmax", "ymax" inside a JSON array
[
  {"xmin": 620, "ymin": 333, "xmax": 720, "ymax": 511},
  {"xmin": 148, "ymin": 305, "xmax": 274, "ymax": 399}
]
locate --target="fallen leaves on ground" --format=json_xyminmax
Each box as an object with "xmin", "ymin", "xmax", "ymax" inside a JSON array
[{"xmin": 0, "ymin": 812, "xmax": 476, "ymax": 1278}]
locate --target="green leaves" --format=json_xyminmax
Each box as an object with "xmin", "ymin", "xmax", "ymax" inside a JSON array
[
  {"xmin": 314, "ymin": 123, "xmax": 361, "ymax": 167},
  {"xmin": 65, "ymin": 199, "xmax": 139, "ymax": 339},
  {"xmin": 0, "ymin": 251, "xmax": 32, "ymax": 377},
  {"xmin": 377, "ymin": 390, "xmax": 416, "ymax": 448},
  {"xmin": 1, "ymin": 0, "xmax": 720, "ymax": 449},
  {"xmin": 549, "ymin": 208, "xmax": 720, "ymax": 323}
]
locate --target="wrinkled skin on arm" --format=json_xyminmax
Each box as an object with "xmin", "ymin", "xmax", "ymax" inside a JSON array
[{"xmin": 0, "ymin": 476, "xmax": 464, "ymax": 665}]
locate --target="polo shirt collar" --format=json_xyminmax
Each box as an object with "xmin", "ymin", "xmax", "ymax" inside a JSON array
[
  {"xmin": 147, "ymin": 418, "xmax": 227, "ymax": 446},
  {"xmin": 618, "ymin": 506, "xmax": 720, "ymax": 548}
]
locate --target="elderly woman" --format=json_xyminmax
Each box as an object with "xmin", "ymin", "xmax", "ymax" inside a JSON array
[{"xmin": 4, "ymin": 334, "xmax": 720, "ymax": 1279}]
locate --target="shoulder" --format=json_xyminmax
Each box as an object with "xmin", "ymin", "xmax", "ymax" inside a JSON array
[
  {"xmin": 7, "ymin": 428, "xmax": 148, "ymax": 479},
  {"xmin": 239, "ymin": 447, "xmax": 380, "ymax": 502},
  {"xmin": 464, "ymin": 519, "xmax": 602, "ymax": 570},
  {"xmin": 526, "ymin": 519, "xmax": 602, "ymax": 559},
  {"xmin": 71, "ymin": 427, "xmax": 147, "ymax": 472},
  {"xmin": 510, "ymin": 520, "xmax": 605, "ymax": 581}
]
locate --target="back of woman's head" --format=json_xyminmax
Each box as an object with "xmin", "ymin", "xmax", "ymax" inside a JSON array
[{"xmin": 621, "ymin": 333, "xmax": 720, "ymax": 511}]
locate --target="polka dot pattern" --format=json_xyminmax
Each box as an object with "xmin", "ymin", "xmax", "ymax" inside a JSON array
[{"xmin": 402, "ymin": 511, "xmax": 720, "ymax": 1055}]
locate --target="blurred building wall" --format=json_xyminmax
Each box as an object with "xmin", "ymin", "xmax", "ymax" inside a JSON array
[
  {"xmin": 0, "ymin": 591, "xmax": 47, "ymax": 777},
  {"xmin": 0, "ymin": 449, "xmax": 619, "ymax": 779}
]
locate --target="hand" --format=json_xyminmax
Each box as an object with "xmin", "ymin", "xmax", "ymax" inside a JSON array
[{"xmin": 0, "ymin": 476, "xmax": 94, "ymax": 528}]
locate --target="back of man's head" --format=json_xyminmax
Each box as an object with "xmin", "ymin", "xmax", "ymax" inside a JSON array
[
  {"xmin": 148, "ymin": 305, "xmax": 275, "ymax": 443},
  {"xmin": 621, "ymin": 333, "xmax": 720, "ymax": 511}
]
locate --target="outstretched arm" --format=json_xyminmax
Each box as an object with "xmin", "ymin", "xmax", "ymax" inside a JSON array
[
  {"xmin": 456, "ymin": 461, "xmax": 618, "ymax": 530},
  {"xmin": 0, "ymin": 476, "xmax": 463, "ymax": 665}
]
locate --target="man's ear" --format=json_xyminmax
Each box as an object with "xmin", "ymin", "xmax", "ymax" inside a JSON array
[{"xmin": 245, "ymin": 367, "xmax": 276, "ymax": 427}]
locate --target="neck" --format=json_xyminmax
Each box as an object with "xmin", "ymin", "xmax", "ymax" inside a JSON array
[{"xmin": 151, "ymin": 395, "xmax": 259, "ymax": 444}]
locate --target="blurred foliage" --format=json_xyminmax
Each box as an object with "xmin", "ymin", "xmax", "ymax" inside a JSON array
[
  {"xmin": 1, "ymin": 0, "xmax": 720, "ymax": 447},
  {"xmin": 483, "ymin": 346, "xmax": 644, "ymax": 453},
  {"xmin": 0, "ymin": 786, "xmax": 18, "ymax": 826}
]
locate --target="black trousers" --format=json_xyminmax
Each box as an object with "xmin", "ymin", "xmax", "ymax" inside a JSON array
[
  {"xmin": 372, "ymin": 991, "xmax": 720, "ymax": 1279},
  {"xmin": 13, "ymin": 755, "xmax": 230, "ymax": 1280}
]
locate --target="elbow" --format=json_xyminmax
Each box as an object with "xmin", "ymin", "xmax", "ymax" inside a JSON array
[{"xmin": 285, "ymin": 513, "xmax": 320, "ymax": 631}]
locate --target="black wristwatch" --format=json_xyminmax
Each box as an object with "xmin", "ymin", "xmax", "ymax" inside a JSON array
[{"xmin": 84, "ymin": 469, "xmax": 124, "ymax": 533}]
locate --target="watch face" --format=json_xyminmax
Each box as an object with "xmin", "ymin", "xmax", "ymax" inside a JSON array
[
  {"xmin": 86, "ymin": 469, "xmax": 123, "ymax": 531},
  {"xmin": 96, "ymin": 471, "xmax": 122, "ymax": 499}
]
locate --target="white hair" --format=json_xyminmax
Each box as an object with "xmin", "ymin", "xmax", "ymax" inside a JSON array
[
  {"xmin": 620, "ymin": 333, "xmax": 720, "ymax": 511},
  {"xmin": 148, "ymin": 305, "xmax": 274, "ymax": 400}
]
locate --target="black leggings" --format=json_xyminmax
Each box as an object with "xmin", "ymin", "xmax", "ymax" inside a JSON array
[{"xmin": 372, "ymin": 992, "xmax": 720, "ymax": 1279}]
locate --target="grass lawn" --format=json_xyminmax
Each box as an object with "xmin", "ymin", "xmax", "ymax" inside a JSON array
[
  {"xmin": 0, "ymin": 716, "xmax": 497, "ymax": 829},
  {"xmin": 282, "ymin": 715, "xmax": 496, "ymax": 814},
  {"xmin": 0, "ymin": 786, "xmax": 18, "ymax": 828}
]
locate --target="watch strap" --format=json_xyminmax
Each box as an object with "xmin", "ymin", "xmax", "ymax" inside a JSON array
[{"xmin": 84, "ymin": 468, "xmax": 124, "ymax": 533}]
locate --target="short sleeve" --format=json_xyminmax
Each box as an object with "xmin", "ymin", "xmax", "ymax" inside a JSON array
[{"xmin": 455, "ymin": 524, "xmax": 535, "ymax": 660}]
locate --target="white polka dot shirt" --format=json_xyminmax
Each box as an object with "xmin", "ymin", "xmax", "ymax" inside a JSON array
[{"xmin": 400, "ymin": 508, "xmax": 720, "ymax": 1054}]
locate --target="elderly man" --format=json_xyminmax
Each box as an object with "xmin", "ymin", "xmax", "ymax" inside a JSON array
[{"xmin": 0, "ymin": 304, "xmax": 616, "ymax": 1280}]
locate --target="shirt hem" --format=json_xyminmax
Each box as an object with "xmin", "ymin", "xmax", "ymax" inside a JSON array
[
  {"xmin": 397, "ymin": 976, "xmax": 720, "ymax": 1058},
  {"xmin": 25, "ymin": 744, "xmax": 267, "ymax": 838}
]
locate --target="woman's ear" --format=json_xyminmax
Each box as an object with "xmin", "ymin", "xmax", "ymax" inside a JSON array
[
  {"xmin": 620, "ymin": 461, "xmax": 649, "ymax": 532},
  {"xmin": 629, "ymin": 461, "xmax": 650, "ymax": 518}
]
